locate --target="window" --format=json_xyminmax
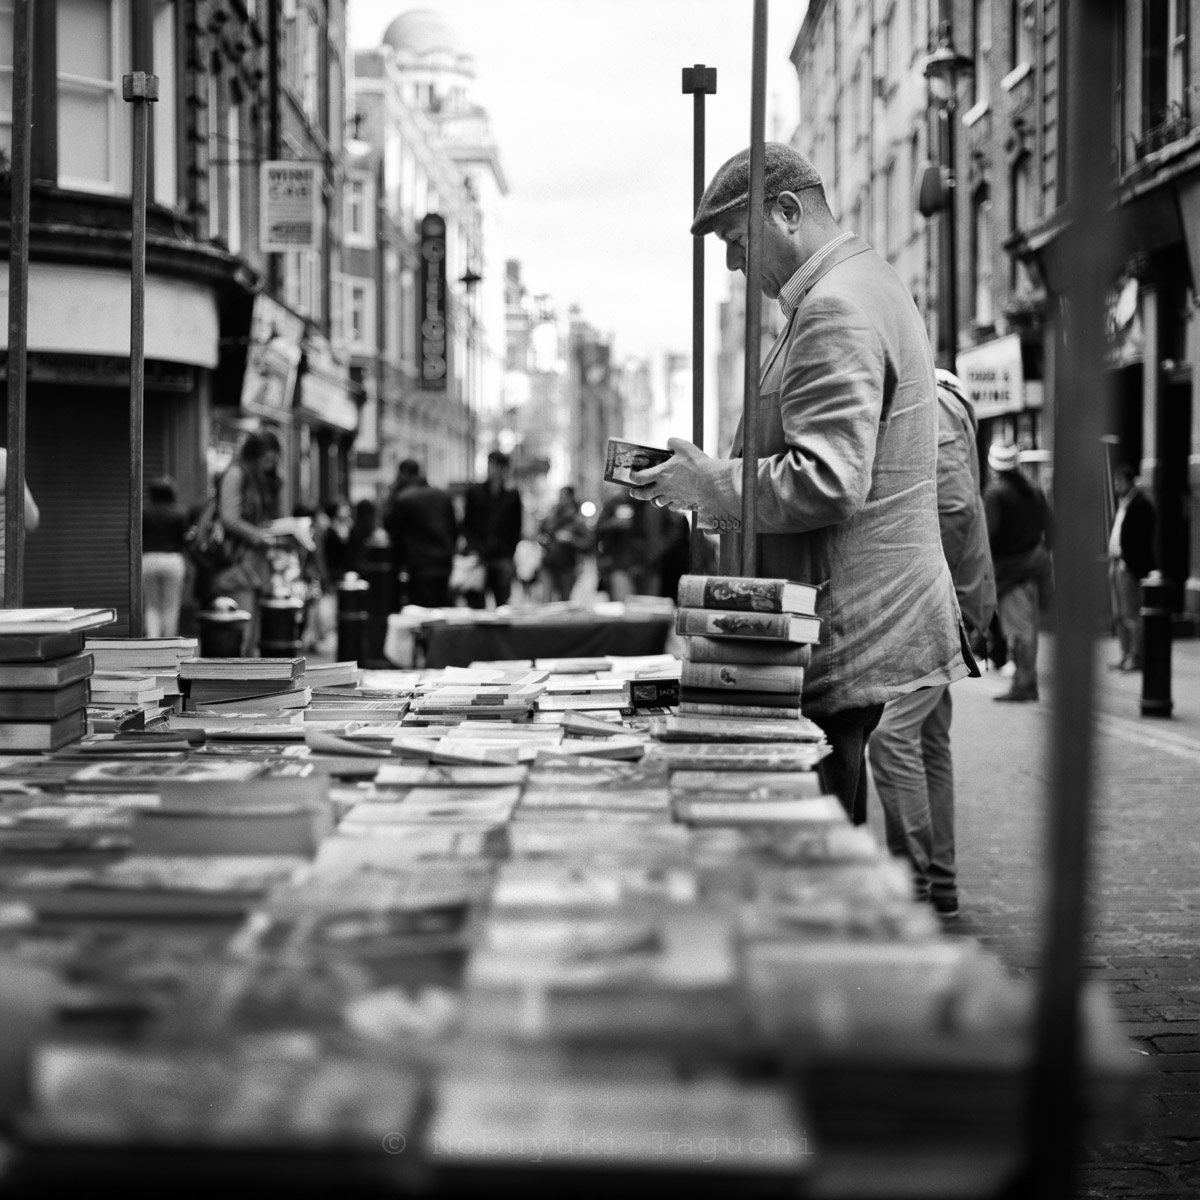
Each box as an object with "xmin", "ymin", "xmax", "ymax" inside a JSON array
[
  {"xmin": 206, "ymin": 70, "xmax": 221, "ymax": 239},
  {"xmin": 283, "ymin": 1, "xmax": 320, "ymax": 122},
  {"xmin": 226, "ymin": 99, "xmax": 241, "ymax": 254},
  {"xmin": 152, "ymin": 0, "xmax": 176, "ymax": 205},
  {"xmin": 972, "ymin": 184, "xmax": 994, "ymax": 326},
  {"xmin": 0, "ymin": 2, "xmax": 14, "ymax": 161},
  {"xmin": 284, "ymin": 250, "xmax": 323, "ymax": 321},
  {"xmin": 970, "ymin": 0, "xmax": 991, "ymax": 109},
  {"xmin": 336, "ymin": 275, "xmax": 376, "ymax": 352},
  {"xmin": 57, "ymin": 0, "xmax": 131, "ymax": 193},
  {"xmin": 1144, "ymin": 0, "xmax": 1189, "ymax": 130},
  {"xmin": 344, "ymin": 174, "xmax": 373, "ymax": 246},
  {"xmin": 1010, "ymin": 155, "xmax": 1034, "ymax": 290},
  {"xmin": 1011, "ymin": 0, "xmax": 1036, "ymax": 69}
]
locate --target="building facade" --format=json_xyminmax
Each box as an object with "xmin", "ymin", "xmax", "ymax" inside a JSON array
[{"xmin": 349, "ymin": 9, "xmax": 505, "ymax": 503}]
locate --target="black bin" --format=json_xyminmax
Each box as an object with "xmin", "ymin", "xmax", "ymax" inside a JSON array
[
  {"xmin": 197, "ymin": 597, "xmax": 252, "ymax": 658},
  {"xmin": 259, "ymin": 596, "xmax": 305, "ymax": 659}
]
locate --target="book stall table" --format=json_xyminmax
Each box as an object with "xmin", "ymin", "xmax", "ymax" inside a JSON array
[{"xmin": 0, "ymin": 630, "xmax": 1140, "ymax": 1199}]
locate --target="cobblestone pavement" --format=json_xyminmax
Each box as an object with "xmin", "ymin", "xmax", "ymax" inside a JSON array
[{"xmin": 869, "ymin": 634, "xmax": 1200, "ymax": 1198}]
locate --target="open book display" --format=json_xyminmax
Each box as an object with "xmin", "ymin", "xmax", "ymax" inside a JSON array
[{"xmin": 0, "ymin": 644, "xmax": 1139, "ymax": 1192}]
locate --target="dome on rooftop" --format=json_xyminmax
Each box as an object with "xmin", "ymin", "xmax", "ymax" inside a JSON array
[{"xmin": 382, "ymin": 9, "xmax": 462, "ymax": 56}]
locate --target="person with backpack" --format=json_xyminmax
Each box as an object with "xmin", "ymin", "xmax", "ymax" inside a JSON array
[{"xmin": 202, "ymin": 430, "xmax": 284, "ymax": 655}]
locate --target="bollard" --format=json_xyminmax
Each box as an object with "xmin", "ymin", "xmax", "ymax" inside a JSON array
[
  {"xmin": 337, "ymin": 572, "xmax": 371, "ymax": 666},
  {"xmin": 1140, "ymin": 572, "xmax": 1173, "ymax": 718},
  {"xmin": 259, "ymin": 596, "xmax": 305, "ymax": 659},
  {"xmin": 360, "ymin": 536, "xmax": 397, "ymax": 665},
  {"xmin": 197, "ymin": 596, "xmax": 251, "ymax": 658}
]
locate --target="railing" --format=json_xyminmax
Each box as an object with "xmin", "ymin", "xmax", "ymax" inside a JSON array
[{"xmin": 1131, "ymin": 102, "xmax": 1193, "ymax": 161}]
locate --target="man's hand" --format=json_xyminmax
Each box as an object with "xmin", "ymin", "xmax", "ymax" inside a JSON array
[{"xmin": 628, "ymin": 437, "xmax": 711, "ymax": 512}]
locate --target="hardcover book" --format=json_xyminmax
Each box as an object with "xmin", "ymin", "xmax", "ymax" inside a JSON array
[
  {"xmin": 0, "ymin": 652, "xmax": 94, "ymax": 690},
  {"xmin": 681, "ymin": 637, "xmax": 812, "ymax": 667},
  {"xmin": 0, "ymin": 607, "xmax": 116, "ymax": 634},
  {"xmin": 648, "ymin": 714, "xmax": 825, "ymax": 743},
  {"xmin": 677, "ymin": 574, "xmax": 819, "ymax": 616},
  {"xmin": 0, "ymin": 709, "xmax": 87, "ymax": 752},
  {"xmin": 0, "ymin": 679, "xmax": 90, "ymax": 720},
  {"xmin": 678, "ymin": 701, "xmax": 804, "ymax": 721},
  {"xmin": 680, "ymin": 660, "xmax": 805, "ymax": 693},
  {"xmin": 0, "ymin": 629, "xmax": 85, "ymax": 662},
  {"xmin": 675, "ymin": 608, "xmax": 820, "ymax": 644},
  {"xmin": 679, "ymin": 686, "xmax": 802, "ymax": 708},
  {"xmin": 602, "ymin": 436, "xmax": 672, "ymax": 484},
  {"xmin": 674, "ymin": 795, "xmax": 847, "ymax": 827}
]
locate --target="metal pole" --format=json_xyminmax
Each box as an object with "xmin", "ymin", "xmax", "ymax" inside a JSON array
[
  {"xmin": 4, "ymin": 0, "xmax": 33, "ymax": 608},
  {"xmin": 683, "ymin": 64, "xmax": 717, "ymax": 573},
  {"xmin": 1028, "ymin": 0, "xmax": 1116, "ymax": 1193},
  {"xmin": 123, "ymin": 72, "xmax": 158, "ymax": 638},
  {"xmin": 739, "ymin": 0, "xmax": 768, "ymax": 577},
  {"xmin": 942, "ymin": 105, "xmax": 959, "ymax": 375}
]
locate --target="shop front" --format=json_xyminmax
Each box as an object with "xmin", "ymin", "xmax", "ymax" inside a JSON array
[
  {"xmin": 0, "ymin": 264, "xmax": 219, "ymax": 626},
  {"xmin": 295, "ymin": 336, "xmax": 362, "ymax": 511}
]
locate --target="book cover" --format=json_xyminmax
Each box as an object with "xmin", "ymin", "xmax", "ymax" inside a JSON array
[
  {"xmin": 681, "ymin": 637, "xmax": 812, "ymax": 667},
  {"xmin": 66, "ymin": 758, "xmax": 269, "ymax": 788},
  {"xmin": 0, "ymin": 629, "xmax": 85, "ymax": 663},
  {"xmin": 602, "ymin": 436, "xmax": 673, "ymax": 484},
  {"xmin": 178, "ymin": 657, "xmax": 304, "ymax": 681},
  {"xmin": 680, "ymin": 660, "xmax": 805, "ymax": 693},
  {"xmin": 649, "ymin": 714, "xmax": 825, "ymax": 743},
  {"xmin": 0, "ymin": 679, "xmax": 90, "ymax": 720},
  {"xmin": 0, "ymin": 608, "xmax": 116, "ymax": 634},
  {"xmin": 0, "ymin": 652, "xmax": 94, "ymax": 691},
  {"xmin": 627, "ymin": 677, "xmax": 680, "ymax": 708},
  {"xmin": 674, "ymin": 795, "xmax": 847, "ymax": 826},
  {"xmin": 679, "ymin": 686, "xmax": 802, "ymax": 708},
  {"xmin": 669, "ymin": 769, "xmax": 826, "ymax": 797},
  {"xmin": 677, "ymin": 574, "xmax": 819, "ymax": 616},
  {"xmin": 0, "ymin": 709, "xmax": 87, "ymax": 752},
  {"xmin": 130, "ymin": 801, "xmax": 331, "ymax": 857},
  {"xmin": 674, "ymin": 608, "xmax": 820, "ymax": 643},
  {"xmin": 678, "ymin": 701, "xmax": 803, "ymax": 721}
]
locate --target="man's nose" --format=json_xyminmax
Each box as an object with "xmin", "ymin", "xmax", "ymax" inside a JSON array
[{"xmin": 725, "ymin": 244, "xmax": 744, "ymax": 272}]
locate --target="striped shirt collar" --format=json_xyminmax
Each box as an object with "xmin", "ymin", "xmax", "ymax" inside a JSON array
[{"xmin": 777, "ymin": 230, "xmax": 857, "ymax": 317}]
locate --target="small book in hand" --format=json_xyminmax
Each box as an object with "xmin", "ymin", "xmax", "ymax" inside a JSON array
[{"xmin": 603, "ymin": 437, "xmax": 672, "ymax": 484}]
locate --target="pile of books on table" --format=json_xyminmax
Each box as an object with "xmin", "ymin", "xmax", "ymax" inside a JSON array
[
  {"xmin": 85, "ymin": 636, "xmax": 197, "ymax": 727},
  {"xmin": 177, "ymin": 657, "xmax": 308, "ymax": 714},
  {"xmin": 0, "ymin": 608, "xmax": 115, "ymax": 751},
  {"xmin": 0, "ymin": 652, "xmax": 1141, "ymax": 1190}
]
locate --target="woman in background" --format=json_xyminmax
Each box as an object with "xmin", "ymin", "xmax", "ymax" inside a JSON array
[
  {"xmin": 209, "ymin": 430, "xmax": 283, "ymax": 654},
  {"xmin": 141, "ymin": 476, "xmax": 187, "ymax": 637}
]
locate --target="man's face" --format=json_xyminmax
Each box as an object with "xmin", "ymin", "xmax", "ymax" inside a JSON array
[
  {"xmin": 1114, "ymin": 473, "xmax": 1134, "ymax": 500},
  {"xmin": 713, "ymin": 201, "xmax": 805, "ymax": 299}
]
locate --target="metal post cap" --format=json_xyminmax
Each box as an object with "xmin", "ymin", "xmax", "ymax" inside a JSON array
[
  {"xmin": 201, "ymin": 596, "xmax": 251, "ymax": 622},
  {"xmin": 339, "ymin": 571, "xmax": 370, "ymax": 592}
]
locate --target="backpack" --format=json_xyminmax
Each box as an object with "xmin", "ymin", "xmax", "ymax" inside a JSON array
[{"xmin": 184, "ymin": 488, "xmax": 236, "ymax": 574}]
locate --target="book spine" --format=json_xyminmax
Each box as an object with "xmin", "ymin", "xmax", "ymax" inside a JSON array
[
  {"xmin": 674, "ymin": 608, "xmax": 794, "ymax": 640},
  {"xmin": 627, "ymin": 678, "xmax": 679, "ymax": 708},
  {"xmin": 682, "ymin": 637, "xmax": 811, "ymax": 667},
  {"xmin": 679, "ymin": 661, "xmax": 804, "ymax": 693},
  {"xmin": 679, "ymin": 687, "xmax": 801, "ymax": 708},
  {"xmin": 678, "ymin": 701, "xmax": 802, "ymax": 720},
  {"xmin": 677, "ymin": 575, "xmax": 783, "ymax": 612}
]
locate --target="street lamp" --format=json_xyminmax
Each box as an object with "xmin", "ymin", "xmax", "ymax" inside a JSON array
[{"xmin": 920, "ymin": 21, "xmax": 973, "ymax": 374}]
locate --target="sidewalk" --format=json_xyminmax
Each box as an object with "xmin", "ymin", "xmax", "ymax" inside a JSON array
[{"xmin": 925, "ymin": 631, "xmax": 1200, "ymax": 1199}]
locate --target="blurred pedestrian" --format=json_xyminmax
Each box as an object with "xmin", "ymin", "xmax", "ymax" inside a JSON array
[
  {"xmin": 657, "ymin": 507, "xmax": 692, "ymax": 602},
  {"xmin": 595, "ymin": 485, "xmax": 664, "ymax": 599},
  {"xmin": 538, "ymin": 485, "xmax": 589, "ymax": 602},
  {"xmin": 348, "ymin": 498, "xmax": 379, "ymax": 576},
  {"xmin": 869, "ymin": 370, "xmax": 996, "ymax": 920},
  {"xmin": 461, "ymin": 450, "xmax": 523, "ymax": 609},
  {"xmin": 0, "ymin": 447, "xmax": 40, "ymax": 599},
  {"xmin": 208, "ymin": 429, "xmax": 283, "ymax": 655},
  {"xmin": 321, "ymin": 499, "xmax": 354, "ymax": 585},
  {"xmin": 141, "ymin": 476, "xmax": 188, "ymax": 638},
  {"xmin": 984, "ymin": 442, "xmax": 1052, "ymax": 702},
  {"xmin": 1108, "ymin": 463, "xmax": 1156, "ymax": 673},
  {"xmin": 382, "ymin": 459, "xmax": 458, "ymax": 609}
]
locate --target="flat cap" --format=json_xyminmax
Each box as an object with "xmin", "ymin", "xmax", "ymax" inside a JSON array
[
  {"xmin": 691, "ymin": 142, "xmax": 824, "ymax": 237},
  {"xmin": 988, "ymin": 442, "xmax": 1020, "ymax": 473}
]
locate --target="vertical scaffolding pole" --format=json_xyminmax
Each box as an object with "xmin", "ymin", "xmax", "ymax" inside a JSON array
[
  {"xmin": 1029, "ymin": 0, "xmax": 1116, "ymax": 1193},
  {"xmin": 739, "ymin": 0, "xmax": 769, "ymax": 577},
  {"xmin": 682, "ymin": 64, "xmax": 717, "ymax": 573},
  {"xmin": 123, "ymin": 72, "xmax": 158, "ymax": 638},
  {"xmin": 4, "ymin": 0, "xmax": 33, "ymax": 608}
]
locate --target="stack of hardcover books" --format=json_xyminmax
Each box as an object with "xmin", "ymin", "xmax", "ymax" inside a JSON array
[
  {"xmin": 650, "ymin": 575, "xmax": 823, "ymax": 744},
  {"xmin": 86, "ymin": 635, "xmax": 198, "ymax": 715},
  {"xmin": 178, "ymin": 656, "xmax": 306, "ymax": 711},
  {"xmin": 0, "ymin": 608, "xmax": 116, "ymax": 752}
]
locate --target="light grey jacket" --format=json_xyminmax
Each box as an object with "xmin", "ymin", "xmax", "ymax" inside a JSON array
[{"xmin": 696, "ymin": 235, "xmax": 969, "ymax": 716}]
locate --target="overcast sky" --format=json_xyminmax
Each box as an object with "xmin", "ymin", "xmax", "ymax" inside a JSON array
[{"xmin": 348, "ymin": 0, "xmax": 809, "ymax": 367}]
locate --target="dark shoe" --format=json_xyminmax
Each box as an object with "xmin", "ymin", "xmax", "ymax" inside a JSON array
[
  {"xmin": 994, "ymin": 688, "xmax": 1038, "ymax": 702},
  {"xmin": 1122, "ymin": 658, "xmax": 1142, "ymax": 672},
  {"xmin": 932, "ymin": 894, "xmax": 960, "ymax": 920},
  {"xmin": 1108, "ymin": 659, "xmax": 1130, "ymax": 671}
]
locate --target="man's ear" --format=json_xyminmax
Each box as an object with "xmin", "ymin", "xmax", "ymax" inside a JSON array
[{"xmin": 775, "ymin": 191, "xmax": 805, "ymax": 230}]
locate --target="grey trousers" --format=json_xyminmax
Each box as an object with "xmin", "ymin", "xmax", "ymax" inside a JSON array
[{"xmin": 868, "ymin": 684, "xmax": 955, "ymax": 900}]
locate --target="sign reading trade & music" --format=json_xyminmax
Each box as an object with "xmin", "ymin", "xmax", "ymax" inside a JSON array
[
  {"xmin": 418, "ymin": 213, "xmax": 448, "ymax": 390},
  {"xmin": 957, "ymin": 333, "xmax": 1026, "ymax": 420},
  {"xmin": 260, "ymin": 162, "xmax": 322, "ymax": 251}
]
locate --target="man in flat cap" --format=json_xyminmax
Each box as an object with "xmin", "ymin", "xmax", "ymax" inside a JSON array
[{"xmin": 629, "ymin": 143, "xmax": 971, "ymax": 823}]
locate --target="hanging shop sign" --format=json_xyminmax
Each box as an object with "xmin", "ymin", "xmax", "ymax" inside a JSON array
[
  {"xmin": 240, "ymin": 294, "xmax": 305, "ymax": 413},
  {"xmin": 957, "ymin": 334, "xmax": 1027, "ymax": 420},
  {"xmin": 298, "ymin": 335, "xmax": 359, "ymax": 432},
  {"xmin": 1105, "ymin": 274, "xmax": 1144, "ymax": 368},
  {"xmin": 260, "ymin": 162, "xmax": 323, "ymax": 252},
  {"xmin": 418, "ymin": 213, "xmax": 448, "ymax": 390}
]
